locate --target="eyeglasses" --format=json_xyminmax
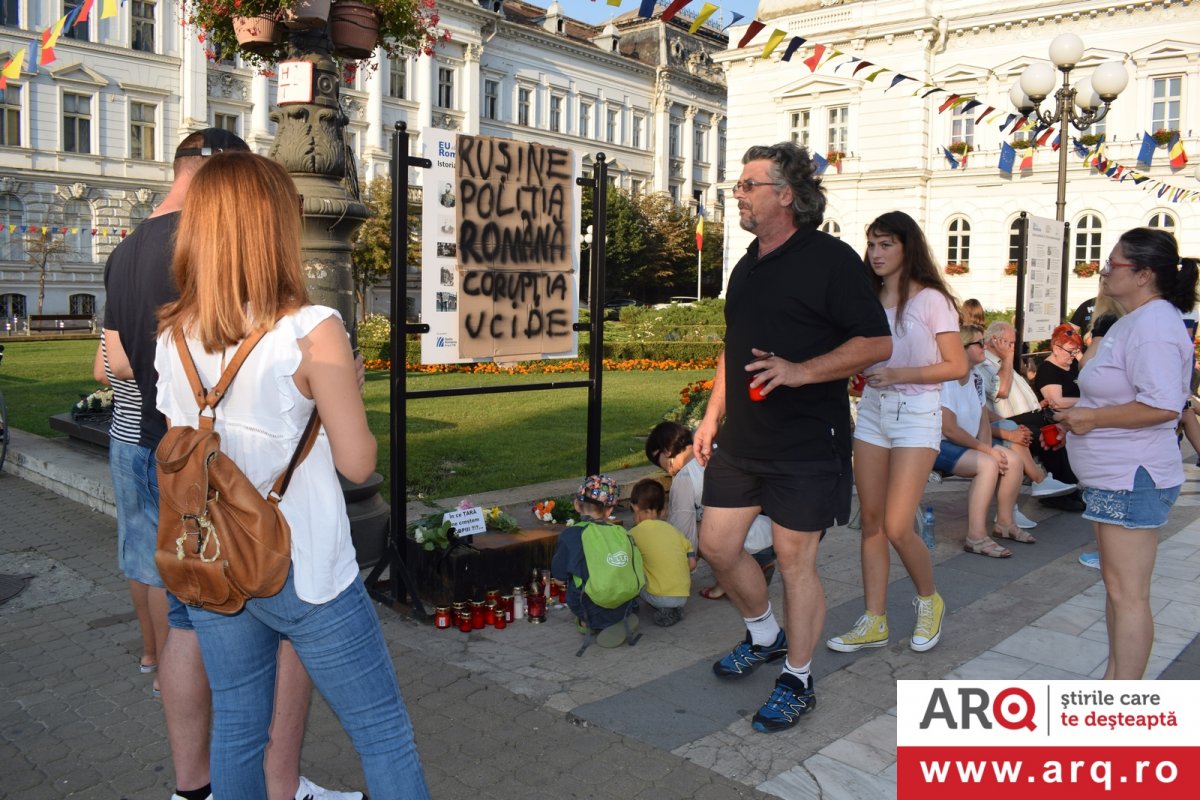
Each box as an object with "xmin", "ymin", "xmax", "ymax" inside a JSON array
[
  {"xmin": 732, "ymin": 180, "xmax": 782, "ymax": 193},
  {"xmin": 1054, "ymin": 342, "xmax": 1081, "ymax": 357},
  {"xmin": 1100, "ymin": 258, "xmax": 1139, "ymax": 276},
  {"xmin": 965, "ymin": 340, "xmax": 984, "ymax": 349}
]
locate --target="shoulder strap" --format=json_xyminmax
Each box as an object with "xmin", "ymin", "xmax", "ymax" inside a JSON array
[
  {"xmin": 173, "ymin": 328, "xmax": 270, "ymax": 429},
  {"xmin": 269, "ymin": 409, "xmax": 321, "ymax": 502}
]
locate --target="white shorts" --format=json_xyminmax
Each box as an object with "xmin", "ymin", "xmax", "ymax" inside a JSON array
[{"xmin": 853, "ymin": 387, "xmax": 942, "ymax": 451}]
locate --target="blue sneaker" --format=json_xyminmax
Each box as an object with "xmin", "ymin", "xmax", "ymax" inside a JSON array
[
  {"xmin": 712, "ymin": 630, "xmax": 788, "ymax": 679},
  {"xmin": 752, "ymin": 672, "xmax": 816, "ymax": 732},
  {"xmin": 1078, "ymin": 551, "xmax": 1100, "ymax": 570}
]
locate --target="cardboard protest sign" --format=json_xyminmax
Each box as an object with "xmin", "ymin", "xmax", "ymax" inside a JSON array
[{"xmin": 455, "ymin": 135, "xmax": 576, "ymax": 361}]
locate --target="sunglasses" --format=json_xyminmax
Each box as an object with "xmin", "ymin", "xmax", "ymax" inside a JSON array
[{"xmin": 964, "ymin": 340, "xmax": 984, "ymax": 349}]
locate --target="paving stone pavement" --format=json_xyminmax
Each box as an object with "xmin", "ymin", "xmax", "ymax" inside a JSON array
[{"xmin": 2, "ymin": 430, "xmax": 1199, "ymax": 799}]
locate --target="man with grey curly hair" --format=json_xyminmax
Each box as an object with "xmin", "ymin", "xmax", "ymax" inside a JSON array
[{"xmin": 693, "ymin": 141, "xmax": 892, "ymax": 732}]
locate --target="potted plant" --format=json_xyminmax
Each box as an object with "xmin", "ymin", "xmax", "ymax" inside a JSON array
[
  {"xmin": 1078, "ymin": 132, "xmax": 1103, "ymax": 147},
  {"xmin": 333, "ymin": 0, "xmax": 450, "ymax": 63},
  {"xmin": 181, "ymin": 1, "xmax": 296, "ymax": 67},
  {"xmin": 948, "ymin": 141, "xmax": 973, "ymax": 156},
  {"xmin": 1152, "ymin": 128, "xmax": 1178, "ymax": 147},
  {"xmin": 1011, "ymin": 137, "xmax": 1035, "ymax": 149},
  {"xmin": 1073, "ymin": 260, "xmax": 1100, "ymax": 278},
  {"xmin": 944, "ymin": 262, "xmax": 970, "ymax": 276}
]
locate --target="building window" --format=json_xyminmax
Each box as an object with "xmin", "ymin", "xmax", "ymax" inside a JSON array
[
  {"xmin": 549, "ymin": 94, "xmax": 562, "ymax": 132},
  {"xmin": 64, "ymin": 1, "xmax": 89, "ymax": 40},
  {"xmin": 694, "ymin": 126, "xmax": 706, "ymax": 162},
  {"xmin": 0, "ymin": 84, "xmax": 20, "ymax": 147},
  {"xmin": 718, "ymin": 132, "xmax": 727, "ymax": 181},
  {"xmin": 1008, "ymin": 218, "xmax": 1022, "ymax": 264},
  {"xmin": 69, "ymin": 293, "xmax": 95, "ymax": 316},
  {"xmin": 605, "ymin": 108, "xmax": 617, "ymax": 143},
  {"xmin": 130, "ymin": 202, "xmax": 153, "ymax": 228},
  {"xmin": 517, "ymin": 87, "xmax": 530, "ymax": 126},
  {"xmin": 130, "ymin": 101, "xmax": 156, "ymax": 160},
  {"xmin": 669, "ymin": 121, "xmax": 680, "ymax": 158},
  {"xmin": 1152, "ymin": 76, "xmax": 1181, "ymax": 132},
  {"xmin": 0, "ymin": 0, "xmax": 18, "ymax": 26},
  {"xmin": 669, "ymin": 184, "xmax": 679, "ymax": 204},
  {"xmin": 1073, "ymin": 213, "xmax": 1102, "ymax": 265},
  {"xmin": 947, "ymin": 217, "xmax": 971, "ymax": 266},
  {"xmin": 63, "ymin": 199, "xmax": 90, "ymax": 262},
  {"xmin": 632, "ymin": 113, "xmax": 644, "ymax": 149},
  {"xmin": 436, "ymin": 66, "xmax": 454, "ymax": 109},
  {"xmin": 827, "ymin": 106, "xmax": 848, "ymax": 153},
  {"xmin": 631, "ymin": 178, "xmax": 643, "ymax": 195},
  {"xmin": 950, "ymin": 99, "xmax": 975, "ymax": 147},
  {"xmin": 820, "ymin": 220, "xmax": 841, "ymax": 239},
  {"xmin": 790, "ymin": 110, "xmax": 810, "ymax": 148},
  {"xmin": 1147, "ymin": 210, "xmax": 1177, "ymax": 235},
  {"xmin": 579, "ymin": 101, "xmax": 591, "ymax": 137},
  {"xmin": 483, "ymin": 79, "xmax": 498, "ymax": 120},
  {"xmin": 389, "ymin": 59, "xmax": 407, "ymax": 99},
  {"xmin": 131, "ymin": 1, "xmax": 155, "ymax": 52},
  {"xmin": 213, "ymin": 112, "xmax": 239, "ymax": 134},
  {"xmin": 0, "ymin": 193, "xmax": 22, "ymax": 261},
  {"xmin": 63, "ymin": 92, "xmax": 92, "ymax": 154},
  {"xmin": 0, "ymin": 293, "xmax": 25, "ymax": 322}
]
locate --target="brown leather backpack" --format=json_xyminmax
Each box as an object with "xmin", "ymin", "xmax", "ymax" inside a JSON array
[{"xmin": 155, "ymin": 328, "xmax": 319, "ymax": 614}]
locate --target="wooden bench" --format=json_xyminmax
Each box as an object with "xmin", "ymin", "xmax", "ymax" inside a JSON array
[{"xmin": 29, "ymin": 314, "xmax": 94, "ymax": 333}]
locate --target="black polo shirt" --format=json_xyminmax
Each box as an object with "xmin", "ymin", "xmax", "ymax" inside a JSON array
[{"xmin": 720, "ymin": 225, "xmax": 889, "ymax": 461}]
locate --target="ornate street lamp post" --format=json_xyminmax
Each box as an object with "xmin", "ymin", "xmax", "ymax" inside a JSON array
[{"xmin": 1009, "ymin": 33, "xmax": 1129, "ymax": 222}]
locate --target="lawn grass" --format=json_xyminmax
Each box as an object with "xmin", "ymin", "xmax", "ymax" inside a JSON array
[
  {"xmin": 0, "ymin": 339, "xmax": 100, "ymax": 436},
  {"xmin": 1, "ymin": 339, "xmax": 707, "ymax": 502}
]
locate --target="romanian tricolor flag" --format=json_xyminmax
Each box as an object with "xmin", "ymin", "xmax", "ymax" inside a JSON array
[
  {"xmin": 695, "ymin": 205, "xmax": 705, "ymax": 252},
  {"xmin": 0, "ymin": 48, "xmax": 25, "ymax": 90},
  {"xmin": 1168, "ymin": 132, "xmax": 1189, "ymax": 169}
]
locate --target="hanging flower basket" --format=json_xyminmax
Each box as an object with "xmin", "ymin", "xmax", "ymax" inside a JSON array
[
  {"xmin": 330, "ymin": 0, "xmax": 381, "ymax": 59},
  {"xmin": 1004, "ymin": 261, "xmax": 1019, "ymax": 276},
  {"xmin": 948, "ymin": 141, "xmax": 973, "ymax": 156},
  {"xmin": 282, "ymin": 0, "xmax": 331, "ymax": 29},
  {"xmin": 1078, "ymin": 132, "xmax": 1103, "ymax": 147},
  {"xmin": 1073, "ymin": 260, "xmax": 1100, "ymax": 278},
  {"xmin": 1011, "ymin": 138, "xmax": 1035, "ymax": 150},
  {"xmin": 233, "ymin": 14, "xmax": 284, "ymax": 55},
  {"xmin": 1152, "ymin": 129, "xmax": 1178, "ymax": 147},
  {"xmin": 944, "ymin": 262, "xmax": 970, "ymax": 276}
]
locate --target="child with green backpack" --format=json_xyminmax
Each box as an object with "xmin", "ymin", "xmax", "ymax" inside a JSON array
[{"xmin": 551, "ymin": 475, "xmax": 645, "ymax": 650}]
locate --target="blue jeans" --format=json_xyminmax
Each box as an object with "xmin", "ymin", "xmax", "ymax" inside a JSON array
[
  {"xmin": 108, "ymin": 440, "xmax": 164, "ymax": 587},
  {"xmin": 187, "ymin": 570, "xmax": 429, "ymax": 800}
]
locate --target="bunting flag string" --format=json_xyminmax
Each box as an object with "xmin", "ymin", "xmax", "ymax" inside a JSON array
[
  {"xmin": 0, "ymin": 225, "xmax": 129, "ymax": 237},
  {"xmin": 1067, "ymin": 137, "xmax": 1200, "ymax": 203}
]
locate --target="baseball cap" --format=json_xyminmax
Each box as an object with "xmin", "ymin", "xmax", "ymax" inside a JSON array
[
  {"xmin": 577, "ymin": 475, "xmax": 620, "ymax": 508},
  {"xmin": 174, "ymin": 127, "xmax": 250, "ymax": 160}
]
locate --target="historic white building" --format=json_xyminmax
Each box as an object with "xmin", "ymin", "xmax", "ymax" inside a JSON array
[
  {"xmin": 718, "ymin": 0, "xmax": 1200, "ymax": 315},
  {"xmin": 0, "ymin": 0, "xmax": 727, "ymax": 323}
]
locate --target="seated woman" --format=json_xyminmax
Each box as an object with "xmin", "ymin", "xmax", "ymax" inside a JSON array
[
  {"xmin": 934, "ymin": 325, "xmax": 1027, "ymax": 557},
  {"xmin": 1034, "ymin": 324, "xmax": 1083, "ymax": 411}
]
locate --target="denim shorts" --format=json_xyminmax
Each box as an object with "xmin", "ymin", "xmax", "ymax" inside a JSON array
[
  {"xmin": 933, "ymin": 440, "xmax": 970, "ymax": 473},
  {"xmin": 853, "ymin": 388, "xmax": 942, "ymax": 451},
  {"xmin": 1081, "ymin": 466, "xmax": 1181, "ymax": 529},
  {"xmin": 109, "ymin": 440, "xmax": 165, "ymax": 588},
  {"xmin": 991, "ymin": 419, "xmax": 1018, "ymax": 447}
]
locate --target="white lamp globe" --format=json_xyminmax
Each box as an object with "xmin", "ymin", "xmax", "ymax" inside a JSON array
[
  {"xmin": 1091, "ymin": 61, "xmax": 1129, "ymax": 100},
  {"xmin": 1073, "ymin": 77, "xmax": 1101, "ymax": 112},
  {"xmin": 1020, "ymin": 63, "xmax": 1057, "ymax": 102},
  {"xmin": 1049, "ymin": 33, "xmax": 1085, "ymax": 69},
  {"xmin": 1009, "ymin": 82, "xmax": 1034, "ymax": 112}
]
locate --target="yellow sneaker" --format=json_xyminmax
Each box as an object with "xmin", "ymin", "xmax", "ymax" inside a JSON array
[
  {"xmin": 911, "ymin": 591, "xmax": 945, "ymax": 652},
  {"xmin": 826, "ymin": 612, "xmax": 889, "ymax": 652}
]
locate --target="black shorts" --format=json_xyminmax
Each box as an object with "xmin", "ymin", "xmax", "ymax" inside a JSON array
[{"xmin": 702, "ymin": 449, "xmax": 852, "ymax": 532}]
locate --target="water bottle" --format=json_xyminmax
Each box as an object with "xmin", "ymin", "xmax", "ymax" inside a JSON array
[{"xmin": 921, "ymin": 506, "xmax": 936, "ymax": 551}]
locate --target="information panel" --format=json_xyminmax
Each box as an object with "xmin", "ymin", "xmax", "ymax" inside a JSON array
[{"xmin": 1022, "ymin": 215, "xmax": 1064, "ymax": 342}]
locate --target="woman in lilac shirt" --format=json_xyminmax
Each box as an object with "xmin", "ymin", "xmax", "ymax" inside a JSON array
[{"xmin": 1056, "ymin": 228, "xmax": 1198, "ymax": 679}]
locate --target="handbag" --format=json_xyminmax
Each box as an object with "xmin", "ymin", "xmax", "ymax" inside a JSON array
[{"xmin": 155, "ymin": 328, "xmax": 320, "ymax": 614}]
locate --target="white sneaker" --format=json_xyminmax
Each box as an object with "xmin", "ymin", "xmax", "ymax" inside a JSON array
[
  {"xmin": 1030, "ymin": 472, "xmax": 1076, "ymax": 498},
  {"xmin": 1012, "ymin": 506, "xmax": 1038, "ymax": 529},
  {"xmin": 295, "ymin": 776, "xmax": 364, "ymax": 800},
  {"xmin": 170, "ymin": 794, "xmax": 212, "ymax": 800}
]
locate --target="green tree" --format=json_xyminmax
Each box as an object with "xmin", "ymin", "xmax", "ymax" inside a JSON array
[{"xmin": 350, "ymin": 176, "xmax": 421, "ymax": 322}]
